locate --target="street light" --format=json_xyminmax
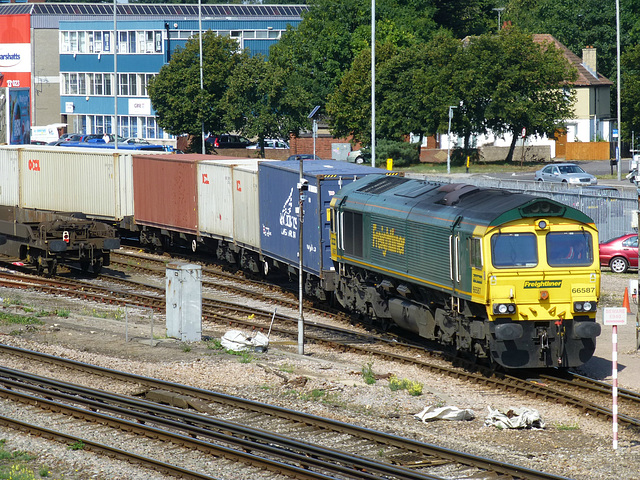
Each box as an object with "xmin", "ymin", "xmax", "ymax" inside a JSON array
[
  {"xmin": 447, "ymin": 105, "xmax": 457, "ymax": 174},
  {"xmin": 616, "ymin": 0, "xmax": 621, "ymax": 182},
  {"xmin": 492, "ymin": 7, "xmax": 505, "ymax": 32}
]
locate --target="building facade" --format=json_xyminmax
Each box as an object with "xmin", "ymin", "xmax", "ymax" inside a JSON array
[{"xmin": 0, "ymin": 3, "xmax": 305, "ymax": 142}]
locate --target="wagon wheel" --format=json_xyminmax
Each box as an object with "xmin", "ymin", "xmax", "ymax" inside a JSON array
[
  {"xmin": 80, "ymin": 259, "xmax": 91, "ymax": 273},
  {"xmin": 92, "ymin": 258, "xmax": 103, "ymax": 275},
  {"xmin": 46, "ymin": 259, "xmax": 58, "ymax": 278},
  {"xmin": 35, "ymin": 256, "xmax": 45, "ymax": 276}
]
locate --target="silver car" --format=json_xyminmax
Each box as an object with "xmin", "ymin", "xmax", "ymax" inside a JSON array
[{"xmin": 534, "ymin": 163, "xmax": 597, "ymax": 185}]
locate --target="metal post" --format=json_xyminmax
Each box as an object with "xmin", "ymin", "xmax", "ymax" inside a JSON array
[
  {"xmin": 371, "ymin": 0, "xmax": 375, "ymax": 168},
  {"xmin": 113, "ymin": 0, "xmax": 118, "ymax": 150},
  {"xmin": 297, "ymin": 159, "xmax": 305, "ymax": 355},
  {"xmin": 447, "ymin": 105, "xmax": 456, "ymax": 174},
  {"xmin": 616, "ymin": 0, "xmax": 621, "ymax": 181},
  {"xmin": 199, "ymin": 0, "xmax": 205, "ymax": 154}
]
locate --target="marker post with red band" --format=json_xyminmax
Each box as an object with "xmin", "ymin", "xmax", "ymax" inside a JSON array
[{"xmin": 603, "ymin": 307, "xmax": 628, "ymax": 450}]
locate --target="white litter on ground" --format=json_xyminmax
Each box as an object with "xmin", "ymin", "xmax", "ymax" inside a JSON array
[
  {"xmin": 220, "ymin": 330, "xmax": 269, "ymax": 352},
  {"xmin": 415, "ymin": 405, "xmax": 476, "ymax": 422},
  {"xmin": 484, "ymin": 406, "xmax": 545, "ymax": 429}
]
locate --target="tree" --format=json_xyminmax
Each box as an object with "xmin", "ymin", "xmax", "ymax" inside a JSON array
[
  {"xmin": 221, "ymin": 55, "xmax": 311, "ymax": 157},
  {"xmin": 621, "ymin": 44, "xmax": 640, "ymax": 142},
  {"xmin": 147, "ymin": 32, "xmax": 248, "ymax": 138},
  {"xmin": 326, "ymin": 31, "xmax": 460, "ymax": 146},
  {"xmin": 464, "ymin": 27, "xmax": 577, "ymax": 162}
]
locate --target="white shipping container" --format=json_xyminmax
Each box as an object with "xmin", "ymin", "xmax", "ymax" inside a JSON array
[
  {"xmin": 232, "ymin": 161, "xmax": 266, "ymax": 249},
  {"xmin": 197, "ymin": 159, "xmax": 266, "ymax": 244},
  {"xmin": 16, "ymin": 146, "xmax": 139, "ymax": 221},
  {"xmin": 0, "ymin": 146, "xmax": 20, "ymax": 207}
]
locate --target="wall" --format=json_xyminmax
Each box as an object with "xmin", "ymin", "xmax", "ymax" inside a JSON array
[{"xmin": 566, "ymin": 141, "xmax": 610, "ymax": 161}]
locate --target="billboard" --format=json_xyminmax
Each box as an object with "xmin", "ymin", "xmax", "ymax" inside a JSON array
[
  {"xmin": 8, "ymin": 88, "xmax": 30, "ymax": 144},
  {"xmin": 0, "ymin": 14, "xmax": 31, "ymax": 89}
]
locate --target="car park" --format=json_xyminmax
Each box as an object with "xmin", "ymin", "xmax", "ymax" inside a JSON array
[
  {"xmin": 534, "ymin": 163, "xmax": 597, "ymax": 185},
  {"xmin": 122, "ymin": 137, "xmax": 150, "ymax": 145},
  {"xmin": 206, "ymin": 134, "xmax": 255, "ymax": 149},
  {"xmin": 599, "ymin": 233, "xmax": 638, "ymax": 273},
  {"xmin": 246, "ymin": 138, "xmax": 289, "ymax": 150}
]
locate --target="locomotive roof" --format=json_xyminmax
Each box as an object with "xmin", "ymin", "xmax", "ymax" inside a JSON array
[{"xmin": 337, "ymin": 175, "xmax": 594, "ymax": 227}]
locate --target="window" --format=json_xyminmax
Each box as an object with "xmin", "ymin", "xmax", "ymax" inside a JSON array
[
  {"xmin": 546, "ymin": 232, "xmax": 593, "ymax": 267},
  {"xmin": 342, "ymin": 210, "xmax": 363, "ymax": 258},
  {"xmin": 491, "ymin": 233, "xmax": 537, "ymax": 268},
  {"xmin": 470, "ymin": 237, "xmax": 482, "ymax": 269},
  {"xmin": 141, "ymin": 74, "xmax": 155, "ymax": 96},
  {"xmin": 78, "ymin": 73, "xmax": 86, "ymax": 95}
]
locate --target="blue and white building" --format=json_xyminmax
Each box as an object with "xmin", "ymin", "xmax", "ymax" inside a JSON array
[{"xmin": 0, "ymin": 3, "xmax": 306, "ymax": 142}]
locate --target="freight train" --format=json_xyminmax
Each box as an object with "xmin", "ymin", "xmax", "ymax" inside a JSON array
[{"xmin": 0, "ymin": 145, "xmax": 601, "ymax": 368}]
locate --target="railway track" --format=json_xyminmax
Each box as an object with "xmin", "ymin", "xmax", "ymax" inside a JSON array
[
  {"xmin": 0, "ymin": 345, "xmax": 574, "ymax": 480},
  {"xmin": 1, "ymin": 261, "xmax": 640, "ymax": 432}
]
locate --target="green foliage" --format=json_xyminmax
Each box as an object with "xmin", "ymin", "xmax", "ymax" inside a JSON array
[
  {"xmin": 67, "ymin": 441, "xmax": 85, "ymax": 451},
  {"xmin": 621, "ymin": 44, "xmax": 640, "ymax": 142},
  {"xmin": 388, "ymin": 375, "xmax": 423, "ymax": 396},
  {"xmin": 148, "ymin": 32, "xmax": 249, "ymax": 136},
  {"xmin": 55, "ymin": 309, "xmax": 69, "ymax": 318},
  {"xmin": 361, "ymin": 361, "xmax": 376, "ymax": 385},
  {"xmin": 373, "ymin": 140, "xmax": 421, "ymax": 167},
  {"xmin": 206, "ymin": 338, "xmax": 224, "ymax": 350},
  {"xmin": 181, "ymin": 343, "xmax": 192, "ymax": 353},
  {"xmin": 0, "ymin": 312, "xmax": 44, "ymax": 327},
  {"xmin": 555, "ymin": 422, "xmax": 580, "ymax": 431}
]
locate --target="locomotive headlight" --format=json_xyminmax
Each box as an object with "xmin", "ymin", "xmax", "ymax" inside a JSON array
[
  {"xmin": 493, "ymin": 303, "xmax": 516, "ymax": 315},
  {"xmin": 574, "ymin": 301, "xmax": 596, "ymax": 312}
]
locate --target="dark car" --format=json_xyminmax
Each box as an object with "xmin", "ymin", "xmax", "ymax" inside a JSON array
[
  {"xmin": 286, "ymin": 154, "xmax": 322, "ymax": 161},
  {"xmin": 206, "ymin": 134, "xmax": 254, "ymax": 149},
  {"xmin": 599, "ymin": 233, "xmax": 638, "ymax": 273}
]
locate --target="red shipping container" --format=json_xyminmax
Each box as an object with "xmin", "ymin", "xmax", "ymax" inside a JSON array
[{"xmin": 133, "ymin": 154, "xmax": 203, "ymax": 234}]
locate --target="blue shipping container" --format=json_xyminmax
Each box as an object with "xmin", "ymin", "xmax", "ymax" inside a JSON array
[{"xmin": 258, "ymin": 160, "xmax": 387, "ymax": 277}]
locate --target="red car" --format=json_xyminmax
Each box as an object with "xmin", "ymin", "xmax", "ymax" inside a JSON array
[{"xmin": 599, "ymin": 233, "xmax": 638, "ymax": 273}]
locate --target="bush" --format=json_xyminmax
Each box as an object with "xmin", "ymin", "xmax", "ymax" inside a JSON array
[{"xmin": 360, "ymin": 140, "xmax": 421, "ymax": 168}]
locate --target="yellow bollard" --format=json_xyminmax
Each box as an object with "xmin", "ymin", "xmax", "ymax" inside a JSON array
[
  {"xmin": 466, "ymin": 156, "xmax": 470, "ymax": 173},
  {"xmin": 386, "ymin": 158, "xmax": 393, "ymax": 170}
]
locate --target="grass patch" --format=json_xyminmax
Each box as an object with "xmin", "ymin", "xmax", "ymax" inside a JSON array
[
  {"xmin": 0, "ymin": 312, "xmax": 44, "ymax": 327},
  {"xmin": 54, "ymin": 309, "xmax": 69, "ymax": 318},
  {"xmin": 206, "ymin": 338, "xmax": 224, "ymax": 350},
  {"xmin": 279, "ymin": 363, "xmax": 295, "ymax": 373},
  {"xmin": 400, "ymin": 160, "xmax": 542, "ymax": 175},
  {"xmin": 0, "ymin": 439, "xmax": 59, "ymax": 480},
  {"xmin": 555, "ymin": 423, "xmax": 580, "ymax": 431},
  {"xmin": 181, "ymin": 343, "xmax": 192, "ymax": 353}
]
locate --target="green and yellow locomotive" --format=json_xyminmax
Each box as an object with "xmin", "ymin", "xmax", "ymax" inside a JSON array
[{"xmin": 330, "ymin": 175, "xmax": 601, "ymax": 369}]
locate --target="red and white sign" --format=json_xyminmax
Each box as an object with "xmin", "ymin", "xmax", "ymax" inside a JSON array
[
  {"xmin": 603, "ymin": 307, "xmax": 628, "ymax": 326},
  {"xmin": 0, "ymin": 14, "xmax": 31, "ymax": 89}
]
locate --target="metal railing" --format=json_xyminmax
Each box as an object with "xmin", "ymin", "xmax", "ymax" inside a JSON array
[{"xmin": 407, "ymin": 173, "xmax": 637, "ymax": 242}]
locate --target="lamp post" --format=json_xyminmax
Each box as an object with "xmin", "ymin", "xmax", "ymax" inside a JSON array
[
  {"xmin": 371, "ymin": 0, "xmax": 375, "ymax": 167},
  {"xmin": 447, "ymin": 105, "xmax": 457, "ymax": 174},
  {"xmin": 492, "ymin": 7, "xmax": 505, "ymax": 32},
  {"xmin": 199, "ymin": 0, "xmax": 205, "ymax": 154},
  {"xmin": 616, "ymin": 0, "xmax": 621, "ymax": 181}
]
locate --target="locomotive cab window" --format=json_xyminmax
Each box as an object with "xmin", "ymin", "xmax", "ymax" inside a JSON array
[
  {"xmin": 546, "ymin": 232, "xmax": 593, "ymax": 267},
  {"xmin": 341, "ymin": 210, "xmax": 363, "ymax": 258},
  {"xmin": 469, "ymin": 237, "xmax": 482, "ymax": 269},
  {"xmin": 491, "ymin": 233, "xmax": 537, "ymax": 268}
]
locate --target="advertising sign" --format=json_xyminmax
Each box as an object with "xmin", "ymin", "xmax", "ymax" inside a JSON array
[
  {"xmin": 0, "ymin": 14, "xmax": 31, "ymax": 89},
  {"xmin": 9, "ymin": 88, "xmax": 30, "ymax": 144}
]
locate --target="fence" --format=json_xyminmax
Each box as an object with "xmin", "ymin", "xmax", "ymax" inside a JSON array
[{"xmin": 408, "ymin": 173, "xmax": 636, "ymax": 242}]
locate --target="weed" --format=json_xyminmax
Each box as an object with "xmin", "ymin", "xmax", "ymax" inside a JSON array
[
  {"xmin": 279, "ymin": 363, "xmax": 295, "ymax": 373},
  {"xmin": 181, "ymin": 344, "xmax": 192, "ymax": 352},
  {"xmin": 555, "ymin": 423, "xmax": 580, "ymax": 431},
  {"xmin": 206, "ymin": 339, "xmax": 224, "ymax": 350},
  {"xmin": 362, "ymin": 361, "xmax": 376, "ymax": 385},
  {"xmin": 39, "ymin": 466, "xmax": 51, "ymax": 477},
  {"xmin": 55, "ymin": 309, "xmax": 70, "ymax": 318},
  {"xmin": 68, "ymin": 440, "xmax": 85, "ymax": 451},
  {"xmin": 388, "ymin": 375, "xmax": 423, "ymax": 396},
  {"xmin": 226, "ymin": 349, "xmax": 253, "ymax": 363}
]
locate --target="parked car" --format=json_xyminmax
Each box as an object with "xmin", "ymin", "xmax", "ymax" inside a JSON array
[
  {"xmin": 599, "ymin": 233, "xmax": 638, "ymax": 273},
  {"xmin": 246, "ymin": 138, "xmax": 289, "ymax": 150},
  {"xmin": 286, "ymin": 154, "xmax": 321, "ymax": 161},
  {"xmin": 534, "ymin": 163, "xmax": 597, "ymax": 185},
  {"xmin": 122, "ymin": 137, "xmax": 150, "ymax": 145},
  {"xmin": 347, "ymin": 149, "xmax": 369, "ymax": 164},
  {"xmin": 205, "ymin": 134, "xmax": 255, "ymax": 149}
]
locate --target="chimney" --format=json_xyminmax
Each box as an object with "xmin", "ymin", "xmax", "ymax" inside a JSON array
[{"xmin": 582, "ymin": 46, "xmax": 597, "ymax": 77}]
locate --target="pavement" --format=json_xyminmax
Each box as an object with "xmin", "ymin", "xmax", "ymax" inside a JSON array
[{"xmin": 581, "ymin": 307, "xmax": 640, "ymax": 390}]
